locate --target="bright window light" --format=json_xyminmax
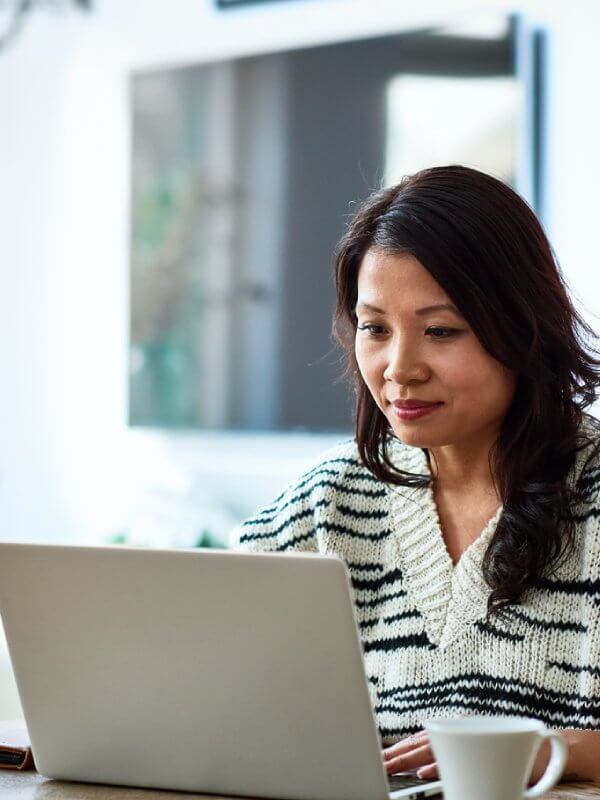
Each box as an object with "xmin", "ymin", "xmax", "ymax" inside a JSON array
[{"xmin": 385, "ymin": 75, "xmax": 519, "ymax": 186}]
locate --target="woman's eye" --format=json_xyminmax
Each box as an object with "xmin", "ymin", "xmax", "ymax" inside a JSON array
[
  {"xmin": 426, "ymin": 326, "xmax": 457, "ymax": 339},
  {"xmin": 357, "ymin": 323, "xmax": 386, "ymax": 336}
]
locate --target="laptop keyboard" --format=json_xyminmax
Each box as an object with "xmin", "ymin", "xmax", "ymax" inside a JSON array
[{"xmin": 388, "ymin": 773, "xmax": 432, "ymax": 791}]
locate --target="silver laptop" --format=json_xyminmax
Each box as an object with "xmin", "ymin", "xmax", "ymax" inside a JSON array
[{"xmin": 0, "ymin": 543, "xmax": 441, "ymax": 799}]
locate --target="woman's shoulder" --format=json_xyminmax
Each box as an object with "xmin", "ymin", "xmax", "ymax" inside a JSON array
[
  {"xmin": 303, "ymin": 436, "xmax": 427, "ymax": 488},
  {"xmin": 279, "ymin": 437, "xmax": 383, "ymax": 500},
  {"xmin": 304, "ymin": 437, "xmax": 364, "ymax": 475},
  {"xmin": 230, "ymin": 438, "xmax": 385, "ymax": 552},
  {"xmin": 566, "ymin": 414, "xmax": 600, "ymax": 575},
  {"xmin": 573, "ymin": 412, "xmax": 600, "ymax": 497},
  {"xmin": 579, "ymin": 411, "xmax": 600, "ymax": 446}
]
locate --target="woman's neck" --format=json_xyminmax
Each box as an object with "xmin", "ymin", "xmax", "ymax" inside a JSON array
[{"xmin": 426, "ymin": 433, "xmax": 499, "ymax": 497}]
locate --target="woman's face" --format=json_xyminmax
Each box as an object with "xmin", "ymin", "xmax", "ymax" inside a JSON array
[{"xmin": 354, "ymin": 248, "xmax": 517, "ymax": 451}]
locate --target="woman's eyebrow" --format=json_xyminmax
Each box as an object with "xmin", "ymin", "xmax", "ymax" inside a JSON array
[
  {"xmin": 355, "ymin": 301, "xmax": 386, "ymax": 314},
  {"xmin": 355, "ymin": 301, "xmax": 462, "ymax": 317},
  {"xmin": 415, "ymin": 303, "xmax": 462, "ymax": 316}
]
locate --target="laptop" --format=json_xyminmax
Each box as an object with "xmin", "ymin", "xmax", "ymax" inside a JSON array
[{"xmin": 0, "ymin": 543, "xmax": 441, "ymax": 799}]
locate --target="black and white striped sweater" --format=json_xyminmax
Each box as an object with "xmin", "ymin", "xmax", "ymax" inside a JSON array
[{"xmin": 232, "ymin": 418, "xmax": 600, "ymax": 743}]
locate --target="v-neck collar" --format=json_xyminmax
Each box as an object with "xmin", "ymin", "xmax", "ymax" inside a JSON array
[{"xmin": 386, "ymin": 440, "xmax": 503, "ymax": 647}]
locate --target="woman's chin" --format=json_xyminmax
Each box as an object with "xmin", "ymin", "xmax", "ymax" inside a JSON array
[{"xmin": 388, "ymin": 418, "xmax": 446, "ymax": 449}]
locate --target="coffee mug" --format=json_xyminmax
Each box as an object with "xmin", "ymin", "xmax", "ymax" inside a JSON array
[{"xmin": 425, "ymin": 716, "xmax": 568, "ymax": 800}]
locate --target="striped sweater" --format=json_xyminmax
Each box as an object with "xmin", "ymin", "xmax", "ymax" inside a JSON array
[{"xmin": 231, "ymin": 417, "xmax": 600, "ymax": 743}]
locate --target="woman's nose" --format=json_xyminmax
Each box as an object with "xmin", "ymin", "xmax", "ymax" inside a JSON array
[{"xmin": 382, "ymin": 336, "xmax": 429, "ymax": 384}]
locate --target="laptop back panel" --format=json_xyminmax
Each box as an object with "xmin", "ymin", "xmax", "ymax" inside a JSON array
[{"xmin": 0, "ymin": 544, "xmax": 390, "ymax": 800}]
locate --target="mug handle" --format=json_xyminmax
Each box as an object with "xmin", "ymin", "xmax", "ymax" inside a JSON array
[{"xmin": 524, "ymin": 730, "xmax": 568, "ymax": 799}]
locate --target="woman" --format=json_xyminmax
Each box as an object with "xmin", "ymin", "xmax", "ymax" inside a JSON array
[{"xmin": 232, "ymin": 166, "xmax": 600, "ymax": 782}]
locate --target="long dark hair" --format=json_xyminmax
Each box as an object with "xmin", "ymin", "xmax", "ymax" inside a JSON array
[{"xmin": 333, "ymin": 165, "xmax": 600, "ymax": 615}]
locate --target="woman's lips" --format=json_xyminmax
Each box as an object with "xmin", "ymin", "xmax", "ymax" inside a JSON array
[{"xmin": 391, "ymin": 402, "xmax": 443, "ymax": 421}]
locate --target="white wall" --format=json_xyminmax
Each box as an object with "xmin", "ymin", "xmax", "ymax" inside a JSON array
[{"xmin": 0, "ymin": 0, "xmax": 599, "ymax": 718}]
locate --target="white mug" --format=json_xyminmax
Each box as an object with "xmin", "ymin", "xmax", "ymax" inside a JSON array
[{"xmin": 425, "ymin": 716, "xmax": 568, "ymax": 800}]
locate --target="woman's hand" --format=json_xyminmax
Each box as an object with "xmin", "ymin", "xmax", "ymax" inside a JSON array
[
  {"xmin": 382, "ymin": 729, "xmax": 553, "ymax": 784},
  {"xmin": 382, "ymin": 731, "xmax": 438, "ymax": 780}
]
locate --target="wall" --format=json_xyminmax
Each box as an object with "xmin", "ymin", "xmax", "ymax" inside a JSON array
[{"xmin": 0, "ymin": 0, "xmax": 599, "ymax": 718}]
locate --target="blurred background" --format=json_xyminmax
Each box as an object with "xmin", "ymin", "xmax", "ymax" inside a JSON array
[{"xmin": 1, "ymin": 0, "xmax": 599, "ymax": 717}]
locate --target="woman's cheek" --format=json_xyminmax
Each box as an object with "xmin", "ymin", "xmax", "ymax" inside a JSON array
[{"xmin": 354, "ymin": 339, "xmax": 371, "ymax": 380}]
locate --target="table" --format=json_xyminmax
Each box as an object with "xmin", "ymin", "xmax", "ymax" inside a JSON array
[{"xmin": 1, "ymin": 771, "xmax": 600, "ymax": 800}]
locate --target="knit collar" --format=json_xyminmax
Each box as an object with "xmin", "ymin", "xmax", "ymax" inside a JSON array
[
  {"xmin": 384, "ymin": 416, "xmax": 600, "ymax": 646},
  {"xmin": 386, "ymin": 441, "xmax": 502, "ymax": 648}
]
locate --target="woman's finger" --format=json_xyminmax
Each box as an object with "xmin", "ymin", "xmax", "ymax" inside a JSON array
[
  {"xmin": 384, "ymin": 743, "xmax": 435, "ymax": 774},
  {"xmin": 383, "ymin": 731, "xmax": 428, "ymax": 761},
  {"xmin": 416, "ymin": 763, "xmax": 439, "ymax": 780}
]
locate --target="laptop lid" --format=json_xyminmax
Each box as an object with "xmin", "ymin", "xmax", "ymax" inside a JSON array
[{"xmin": 0, "ymin": 543, "xmax": 391, "ymax": 800}]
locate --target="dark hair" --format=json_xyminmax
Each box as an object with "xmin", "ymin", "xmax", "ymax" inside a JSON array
[{"xmin": 332, "ymin": 165, "xmax": 600, "ymax": 616}]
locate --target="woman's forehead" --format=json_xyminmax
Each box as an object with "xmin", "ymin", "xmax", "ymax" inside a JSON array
[{"xmin": 357, "ymin": 249, "xmax": 454, "ymax": 310}]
